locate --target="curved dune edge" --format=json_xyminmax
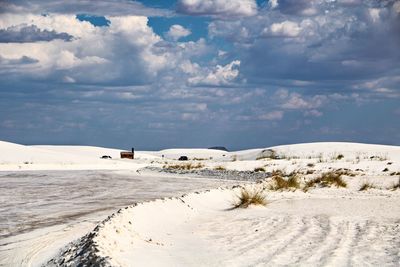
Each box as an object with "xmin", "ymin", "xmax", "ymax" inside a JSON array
[
  {"xmin": 47, "ymin": 182, "xmax": 400, "ymax": 267},
  {"xmin": 46, "ymin": 186, "xmax": 241, "ymax": 266}
]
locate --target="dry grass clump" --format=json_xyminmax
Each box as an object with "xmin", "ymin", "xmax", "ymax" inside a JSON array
[
  {"xmin": 390, "ymin": 178, "xmax": 400, "ymax": 190},
  {"xmin": 232, "ymin": 188, "xmax": 267, "ymax": 209},
  {"xmin": 164, "ymin": 163, "xmax": 204, "ymax": 170},
  {"xmin": 336, "ymin": 154, "xmax": 344, "ymax": 160},
  {"xmin": 256, "ymin": 149, "xmax": 279, "ymax": 160},
  {"xmin": 214, "ymin": 165, "xmax": 226, "ymax": 171},
  {"xmin": 306, "ymin": 169, "xmax": 315, "ymax": 175},
  {"xmin": 254, "ymin": 167, "xmax": 266, "ymax": 172},
  {"xmin": 269, "ymin": 171, "xmax": 300, "ymax": 191},
  {"xmin": 359, "ymin": 182, "xmax": 375, "ymax": 191},
  {"xmin": 335, "ymin": 168, "xmax": 357, "ymax": 177},
  {"xmin": 304, "ymin": 171, "xmax": 347, "ymax": 191}
]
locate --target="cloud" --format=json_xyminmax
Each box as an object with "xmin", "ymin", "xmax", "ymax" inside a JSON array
[
  {"xmin": 281, "ymin": 93, "xmax": 326, "ymax": 110},
  {"xmin": 0, "ymin": 55, "xmax": 38, "ymax": 65},
  {"xmin": 188, "ymin": 60, "xmax": 241, "ymax": 86},
  {"xmin": 304, "ymin": 109, "xmax": 323, "ymax": 117},
  {"xmin": 0, "ymin": 14, "xmax": 172, "ymax": 84},
  {"xmin": 0, "ymin": 24, "xmax": 73, "ymax": 43},
  {"xmin": 269, "ymin": 0, "xmax": 279, "ymax": 9},
  {"xmin": 165, "ymin": 24, "xmax": 191, "ymax": 41},
  {"xmin": 259, "ymin": 110, "xmax": 284, "ymax": 120},
  {"xmin": 0, "ymin": 0, "xmax": 171, "ymax": 17},
  {"xmin": 262, "ymin": 20, "xmax": 301, "ymax": 37},
  {"xmin": 177, "ymin": 0, "xmax": 257, "ymax": 18}
]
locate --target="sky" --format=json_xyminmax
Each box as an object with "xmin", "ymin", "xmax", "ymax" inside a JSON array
[{"xmin": 0, "ymin": 0, "xmax": 399, "ymax": 150}]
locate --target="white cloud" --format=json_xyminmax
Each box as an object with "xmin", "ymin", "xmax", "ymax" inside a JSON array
[
  {"xmin": 177, "ymin": 0, "xmax": 257, "ymax": 17},
  {"xmin": 263, "ymin": 21, "xmax": 301, "ymax": 37},
  {"xmin": 165, "ymin": 24, "xmax": 191, "ymax": 41},
  {"xmin": 188, "ymin": 60, "xmax": 241, "ymax": 86},
  {"xmin": 304, "ymin": 109, "xmax": 323, "ymax": 117},
  {"xmin": 259, "ymin": 110, "xmax": 284, "ymax": 120},
  {"xmin": 368, "ymin": 8, "xmax": 381, "ymax": 23},
  {"xmin": 269, "ymin": 0, "xmax": 279, "ymax": 9},
  {"xmin": 0, "ymin": 14, "xmax": 171, "ymax": 83},
  {"xmin": 394, "ymin": 2, "xmax": 400, "ymax": 14},
  {"xmin": 282, "ymin": 93, "xmax": 326, "ymax": 110}
]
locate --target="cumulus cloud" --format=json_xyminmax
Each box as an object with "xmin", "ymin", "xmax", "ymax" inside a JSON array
[
  {"xmin": 281, "ymin": 93, "xmax": 326, "ymax": 110},
  {"xmin": 262, "ymin": 20, "xmax": 301, "ymax": 37},
  {"xmin": 304, "ymin": 109, "xmax": 323, "ymax": 117},
  {"xmin": 188, "ymin": 60, "xmax": 241, "ymax": 86},
  {"xmin": 0, "ymin": 14, "xmax": 171, "ymax": 84},
  {"xmin": 165, "ymin": 24, "xmax": 191, "ymax": 41},
  {"xmin": 269, "ymin": 0, "xmax": 279, "ymax": 9},
  {"xmin": 0, "ymin": 0, "xmax": 171, "ymax": 17},
  {"xmin": 0, "ymin": 24, "xmax": 73, "ymax": 43},
  {"xmin": 177, "ymin": 0, "xmax": 257, "ymax": 18},
  {"xmin": 259, "ymin": 110, "xmax": 284, "ymax": 120}
]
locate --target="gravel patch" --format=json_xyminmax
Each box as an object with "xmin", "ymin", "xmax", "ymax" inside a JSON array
[{"xmin": 143, "ymin": 167, "xmax": 272, "ymax": 182}]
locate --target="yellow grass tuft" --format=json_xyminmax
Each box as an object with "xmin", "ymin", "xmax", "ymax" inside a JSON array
[
  {"xmin": 214, "ymin": 165, "xmax": 226, "ymax": 171},
  {"xmin": 232, "ymin": 188, "xmax": 267, "ymax": 209},
  {"xmin": 269, "ymin": 173, "xmax": 300, "ymax": 191},
  {"xmin": 359, "ymin": 182, "xmax": 375, "ymax": 191},
  {"xmin": 164, "ymin": 163, "xmax": 204, "ymax": 170},
  {"xmin": 304, "ymin": 171, "xmax": 347, "ymax": 191}
]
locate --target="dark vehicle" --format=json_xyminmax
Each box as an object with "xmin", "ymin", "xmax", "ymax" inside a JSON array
[
  {"xmin": 100, "ymin": 155, "xmax": 112, "ymax": 159},
  {"xmin": 178, "ymin": 156, "xmax": 188, "ymax": 161}
]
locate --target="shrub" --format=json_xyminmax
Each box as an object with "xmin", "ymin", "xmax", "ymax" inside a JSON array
[
  {"xmin": 164, "ymin": 163, "xmax": 204, "ymax": 170},
  {"xmin": 269, "ymin": 172, "xmax": 300, "ymax": 190},
  {"xmin": 307, "ymin": 163, "xmax": 315, "ymax": 168},
  {"xmin": 382, "ymin": 168, "xmax": 389, "ymax": 172},
  {"xmin": 304, "ymin": 171, "xmax": 347, "ymax": 191},
  {"xmin": 359, "ymin": 182, "xmax": 375, "ymax": 191},
  {"xmin": 336, "ymin": 154, "xmax": 344, "ymax": 160},
  {"xmin": 256, "ymin": 149, "xmax": 278, "ymax": 160},
  {"xmin": 214, "ymin": 165, "xmax": 226, "ymax": 171},
  {"xmin": 232, "ymin": 188, "xmax": 267, "ymax": 209},
  {"xmin": 254, "ymin": 167, "xmax": 266, "ymax": 172},
  {"xmin": 391, "ymin": 178, "xmax": 400, "ymax": 190}
]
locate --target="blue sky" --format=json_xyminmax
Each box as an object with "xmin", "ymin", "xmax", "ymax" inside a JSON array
[{"xmin": 0, "ymin": 0, "xmax": 399, "ymax": 150}]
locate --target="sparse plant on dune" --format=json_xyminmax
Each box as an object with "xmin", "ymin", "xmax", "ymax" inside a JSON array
[
  {"xmin": 390, "ymin": 177, "xmax": 400, "ymax": 190},
  {"xmin": 254, "ymin": 167, "xmax": 266, "ymax": 172},
  {"xmin": 269, "ymin": 171, "xmax": 300, "ymax": 191},
  {"xmin": 164, "ymin": 163, "xmax": 204, "ymax": 170},
  {"xmin": 232, "ymin": 188, "xmax": 267, "ymax": 209},
  {"xmin": 303, "ymin": 171, "xmax": 347, "ymax": 191},
  {"xmin": 214, "ymin": 165, "xmax": 226, "ymax": 171},
  {"xmin": 359, "ymin": 182, "xmax": 375, "ymax": 191},
  {"xmin": 336, "ymin": 154, "xmax": 344, "ymax": 160}
]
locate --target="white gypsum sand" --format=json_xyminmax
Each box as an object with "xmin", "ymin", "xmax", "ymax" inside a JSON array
[{"xmin": 1, "ymin": 140, "xmax": 399, "ymax": 266}]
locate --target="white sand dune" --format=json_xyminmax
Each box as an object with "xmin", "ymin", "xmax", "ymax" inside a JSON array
[
  {"xmin": 1, "ymin": 140, "xmax": 400, "ymax": 266},
  {"xmin": 0, "ymin": 141, "xmax": 156, "ymax": 171},
  {"xmin": 51, "ymin": 186, "xmax": 400, "ymax": 266}
]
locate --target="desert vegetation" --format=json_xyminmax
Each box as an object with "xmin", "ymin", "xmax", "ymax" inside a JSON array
[
  {"xmin": 268, "ymin": 170, "xmax": 300, "ymax": 191},
  {"xmin": 390, "ymin": 178, "xmax": 400, "ymax": 190},
  {"xmin": 163, "ymin": 163, "xmax": 204, "ymax": 170},
  {"xmin": 232, "ymin": 188, "xmax": 267, "ymax": 209},
  {"xmin": 359, "ymin": 182, "xmax": 375, "ymax": 191},
  {"xmin": 304, "ymin": 171, "xmax": 347, "ymax": 191},
  {"xmin": 214, "ymin": 165, "xmax": 226, "ymax": 171}
]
